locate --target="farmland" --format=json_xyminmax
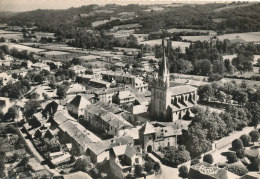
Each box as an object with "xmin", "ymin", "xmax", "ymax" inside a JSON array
[
  {"xmin": 1, "ymin": 43, "xmax": 45, "ymax": 53},
  {"xmin": 40, "ymin": 51, "xmax": 70, "ymax": 56},
  {"xmin": 0, "ymin": 30, "xmax": 23, "ymax": 40},
  {"xmin": 140, "ymin": 39, "xmax": 190, "ymax": 53},
  {"xmin": 167, "ymin": 28, "xmax": 216, "ymax": 34}
]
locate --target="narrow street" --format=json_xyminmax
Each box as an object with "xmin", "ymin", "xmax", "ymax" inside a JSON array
[
  {"xmin": 17, "ymin": 127, "xmax": 59, "ymax": 176},
  {"xmin": 148, "ymin": 153, "xmax": 181, "ymax": 179}
]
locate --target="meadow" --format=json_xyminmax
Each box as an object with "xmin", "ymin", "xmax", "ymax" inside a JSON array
[
  {"xmin": 0, "ymin": 30, "xmax": 23, "ymax": 40},
  {"xmin": 140, "ymin": 39, "xmax": 190, "ymax": 53},
  {"xmin": 2, "ymin": 43, "xmax": 45, "ymax": 53}
]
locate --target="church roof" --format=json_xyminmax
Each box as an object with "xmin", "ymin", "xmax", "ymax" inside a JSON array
[
  {"xmin": 169, "ymin": 85, "xmax": 197, "ymax": 96},
  {"xmin": 140, "ymin": 122, "xmax": 156, "ymax": 135}
]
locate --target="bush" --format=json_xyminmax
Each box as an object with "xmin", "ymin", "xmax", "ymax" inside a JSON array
[
  {"xmin": 203, "ymin": 154, "xmax": 214, "ymax": 164},
  {"xmin": 226, "ymin": 164, "xmax": 248, "ymax": 176},
  {"xmin": 135, "ymin": 164, "xmax": 143, "ymax": 176},
  {"xmin": 236, "ymin": 148, "xmax": 245, "ymax": 159},
  {"xmin": 154, "ymin": 162, "xmax": 160, "ymax": 172},
  {"xmin": 249, "ymin": 130, "xmax": 260, "ymax": 144},
  {"xmin": 226, "ymin": 153, "xmax": 238, "ymax": 163},
  {"xmin": 232, "ymin": 139, "xmax": 243, "ymax": 151},
  {"xmin": 144, "ymin": 161, "xmax": 154, "ymax": 173},
  {"xmin": 240, "ymin": 134, "xmax": 251, "ymax": 147},
  {"xmin": 178, "ymin": 165, "xmax": 189, "ymax": 178},
  {"xmin": 191, "ymin": 159, "xmax": 200, "ymax": 166}
]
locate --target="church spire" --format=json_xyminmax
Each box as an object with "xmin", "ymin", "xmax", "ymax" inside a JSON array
[{"xmin": 161, "ymin": 38, "xmax": 170, "ymax": 88}]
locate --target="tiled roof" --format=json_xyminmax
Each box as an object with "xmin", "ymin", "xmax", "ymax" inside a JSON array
[
  {"xmin": 62, "ymin": 171, "xmax": 92, "ymax": 179},
  {"xmin": 118, "ymin": 90, "xmax": 135, "ymax": 99},
  {"xmin": 88, "ymin": 136, "xmax": 134, "ymax": 155},
  {"xmin": 68, "ymin": 95, "xmax": 91, "ymax": 109},
  {"xmin": 66, "ymin": 83, "xmax": 86, "ymax": 94},
  {"xmin": 94, "ymin": 87, "xmax": 125, "ymax": 95},
  {"xmin": 140, "ymin": 122, "xmax": 156, "ymax": 135},
  {"xmin": 53, "ymin": 111, "xmax": 77, "ymax": 125},
  {"xmin": 169, "ymin": 85, "xmax": 197, "ymax": 96}
]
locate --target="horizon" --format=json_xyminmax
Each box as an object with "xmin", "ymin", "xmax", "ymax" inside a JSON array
[{"xmin": 0, "ymin": 0, "xmax": 257, "ymax": 12}]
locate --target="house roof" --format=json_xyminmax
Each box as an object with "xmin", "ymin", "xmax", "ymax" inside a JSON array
[
  {"xmin": 94, "ymin": 87, "xmax": 125, "ymax": 95},
  {"xmin": 66, "ymin": 83, "xmax": 86, "ymax": 94},
  {"xmin": 62, "ymin": 171, "xmax": 92, "ymax": 179},
  {"xmin": 53, "ymin": 111, "xmax": 77, "ymax": 125},
  {"xmin": 169, "ymin": 85, "xmax": 197, "ymax": 96},
  {"xmin": 118, "ymin": 90, "xmax": 135, "ymax": 99},
  {"xmin": 51, "ymin": 152, "xmax": 71, "ymax": 166},
  {"xmin": 68, "ymin": 95, "xmax": 91, "ymax": 109},
  {"xmin": 88, "ymin": 136, "xmax": 134, "ymax": 155},
  {"xmin": 112, "ymin": 144, "xmax": 138, "ymax": 158},
  {"xmin": 140, "ymin": 122, "xmax": 156, "ymax": 135}
]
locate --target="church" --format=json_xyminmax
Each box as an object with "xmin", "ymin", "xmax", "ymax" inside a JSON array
[{"xmin": 150, "ymin": 39, "xmax": 197, "ymax": 122}]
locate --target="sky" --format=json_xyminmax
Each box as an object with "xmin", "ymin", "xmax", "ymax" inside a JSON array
[{"xmin": 0, "ymin": 0, "xmax": 258, "ymax": 12}]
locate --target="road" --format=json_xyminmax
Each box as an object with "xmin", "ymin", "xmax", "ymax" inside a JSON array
[
  {"xmin": 17, "ymin": 127, "xmax": 59, "ymax": 175},
  {"xmin": 148, "ymin": 153, "xmax": 181, "ymax": 179}
]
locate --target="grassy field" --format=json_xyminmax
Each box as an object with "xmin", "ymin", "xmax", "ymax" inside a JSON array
[
  {"xmin": 218, "ymin": 32, "xmax": 260, "ymax": 42},
  {"xmin": 181, "ymin": 35, "xmax": 212, "ymax": 42},
  {"xmin": 0, "ymin": 30, "xmax": 23, "ymax": 40},
  {"xmin": 92, "ymin": 20, "xmax": 109, "ymax": 27},
  {"xmin": 2, "ymin": 43, "xmax": 45, "ymax": 53},
  {"xmin": 140, "ymin": 39, "xmax": 190, "ymax": 53},
  {"xmin": 40, "ymin": 51, "xmax": 70, "ymax": 56},
  {"xmin": 167, "ymin": 28, "xmax": 216, "ymax": 34},
  {"xmin": 181, "ymin": 32, "xmax": 260, "ymax": 43}
]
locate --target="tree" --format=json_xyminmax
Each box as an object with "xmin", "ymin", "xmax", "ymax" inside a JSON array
[
  {"xmin": 4, "ymin": 107, "xmax": 17, "ymax": 121},
  {"xmin": 232, "ymin": 139, "xmax": 243, "ymax": 151},
  {"xmin": 144, "ymin": 161, "xmax": 154, "ymax": 173},
  {"xmin": 178, "ymin": 165, "xmax": 189, "ymax": 179},
  {"xmin": 24, "ymin": 100, "xmax": 40, "ymax": 118},
  {"xmin": 191, "ymin": 159, "xmax": 200, "ymax": 166},
  {"xmin": 154, "ymin": 162, "xmax": 160, "ymax": 172},
  {"xmin": 203, "ymin": 154, "xmax": 214, "ymax": 164},
  {"xmin": 226, "ymin": 164, "xmax": 248, "ymax": 176},
  {"xmin": 195, "ymin": 59, "xmax": 212, "ymax": 76},
  {"xmin": 56, "ymin": 85, "xmax": 66, "ymax": 98},
  {"xmin": 240, "ymin": 134, "xmax": 251, "ymax": 147},
  {"xmin": 236, "ymin": 148, "xmax": 245, "ymax": 159},
  {"xmin": 226, "ymin": 152, "xmax": 238, "ymax": 163},
  {"xmin": 197, "ymin": 84, "xmax": 213, "ymax": 102},
  {"xmin": 249, "ymin": 130, "xmax": 260, "ymax": 144},
  {"xmin": 246, "ymin": 102, "xmax": 260, "ymax": 127},
  {"xmin": 135, "ymin": 164, "xmax": 143, "ymax": 176}
]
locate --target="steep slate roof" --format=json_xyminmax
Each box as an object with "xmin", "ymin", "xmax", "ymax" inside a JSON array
[
  {"xmin": 87, "ymin": 136, "xmax": 134, "ymax": 155},
  {"xmin": 118, "ymin": 90, "xmax": 135, "ymax": 99},
  {"xmin": 62, "ymin": 171, "xmax": 92, "ymax": 179},
  {"xmin": 112, "ymin": 144, "xmax": 138, "ymax": 158},
  {"xmin": 169, "ymin": 85, "xmax": 197, "ymax": 96},
  {"xmin": 140, "ymin": 122, "xmax": 156, "ymax": 135},
  {"xmin": 68, "ymin": 95, "xmax": 91, "ymax": 109},
  {"xmin": 53, "ymin": 111, "xmax": 77, "ymax": 125}
]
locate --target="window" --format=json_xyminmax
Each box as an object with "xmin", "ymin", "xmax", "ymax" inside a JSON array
[
  {"xmin": 149, "ymin": 137, "xmax": 152, "ymax": 140},
  {"xmin": 135, "ymin": 158, "xmax": 139, "ymax": 163}
]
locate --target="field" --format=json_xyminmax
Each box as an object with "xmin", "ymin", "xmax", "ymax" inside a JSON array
[
  {"xmin": 92, "ymin": 20, "xmax": 110, "ymax": 27},
  {"xmin": 1, "ymin": 43, "xmax": 45, "ymax": 53},
  {"xmin": 218, "ymin": 32, "xmax": 260, "ymax": 42},
  {"xmin": 140, "ymin": 39, "xmax": 190, "ymax": 53},
  {"xmin": 0, "ymin": 30, "xmax": 23, "ymax": 40},
  {"xmin": 167, "ymin": 28, "xmax": 216, "ymax": 34},
  {"xmin": 40, "ymin": 51, "xmax": 70, "ymax": 56},
  {"xmin": 181, "ymin": 35, "xmax": 212, "ymax": 42},
  {"xmin": 181, "ymin": 32, "xmax": 260, "ymax": 43},
  {"xmin": 34, "ymin": 32, "xmax": 55, "ymax": 40}
]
